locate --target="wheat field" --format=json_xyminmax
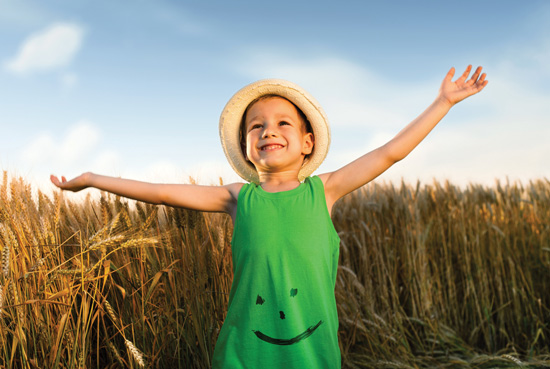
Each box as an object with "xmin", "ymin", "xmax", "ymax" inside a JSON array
[{"xmin": 0, "ymin": 171, "xmax": 549, "ymax": 368}]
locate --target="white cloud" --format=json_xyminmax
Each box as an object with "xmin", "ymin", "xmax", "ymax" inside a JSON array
[
  {"xmin": 234, "ymin": 48, "xmax": 549, "ymax": 186},
  {"xmin": 331, "ymin": 76, "xmax": 550, "ymax": 187},
  {"xmin": 62, "ymin": 122, "xmax": 99, "ymax": 158},
  {"xmin": 5, "ymin": 22, "xmax": 85, "ymax": 75},
  {"xmin": 236, "ymin": 51, "xmax": 437, "ymax": 130},
  {"xmin": 91, "ymin": 150, "xmax": 122, "ymax": 174},
  {"xmin": 123, "ymin": 159, "xmax": 241, "ymax": 185},
  {"xmin": 21, "ymin": 121, "xmax": 100, "ymax": 167},
  {"xmin": 21, "ymin": 134, "xmax": 55, "ymax": 164},
  {"xmin": 186, "ymin": 160, "xmax": 242, "ymax": 184},
  {"xmin": 142, "ymin": 161, "xmax": 183, "ymax": 183}
]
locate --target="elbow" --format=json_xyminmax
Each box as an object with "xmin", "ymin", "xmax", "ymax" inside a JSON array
[
  {"xmin": 391, "ymin": 154, "xmax": 405, "ymax": 164},
  {"xmin": 157, "ymin": 193, "xmax": 171, "ymax": 206},
  {"xmin": 380, "ymin": 144, "xmax": 405, "ymax": 165},
  {"xmin": 151, "ymin": 185, "xmax": 169, "ymax": 206}
]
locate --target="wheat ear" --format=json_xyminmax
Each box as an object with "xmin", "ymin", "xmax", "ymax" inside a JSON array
[
  {"xmin": 0, "ymin": 284, "xmax": 4, "ymax": 316},
  {"xmin": 124, "ymin": 338, "xmax": 145, "ymax": 368}
]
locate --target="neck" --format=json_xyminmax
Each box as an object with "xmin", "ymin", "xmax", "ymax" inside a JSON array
[{"xmin": 257, "ymin": 170, "xmax": 302, "ymax": 193}]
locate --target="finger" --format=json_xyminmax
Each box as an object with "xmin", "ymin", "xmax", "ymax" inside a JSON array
[
  {"xmin": 478, "ymin": 76, "xmax": 489, "ymax": 89},
  {"xmin": 468, "ymin": 66, "xmax": 483, "ymax": 84},
  {"xmin": 477, "ymin": 72, "xmax": 486, "ymax": 83},
  {"xmin": 50, "ymin": 175, "xmax": 64, "ymax": 188},
  {"xmin": 457, "ymin": 65, "xmax": 472, "ymax": 83},
  {"xmin": 444, "ymin": 67, "xmax": 456, "ymax": 82},
  {"xmin": 62, "ymin": 176, "xmax": 67, "ymax": 183},
  {"xmin": 471, "ymin": 75, "xmax": 488, "ymax": 92},
  {"xmin": 474, "ymin": 72, "xmax": 487, "ymax": 88}
]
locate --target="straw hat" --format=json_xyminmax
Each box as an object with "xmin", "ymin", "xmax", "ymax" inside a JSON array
[{"xmin": 219, "ymin": 79, "xmax": 330, "ymax": 183}]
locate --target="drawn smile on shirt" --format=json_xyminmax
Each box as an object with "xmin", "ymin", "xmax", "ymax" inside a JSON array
[{"xmin": 252, "ymin": 288, "xmax": 324, "ymax": 345}]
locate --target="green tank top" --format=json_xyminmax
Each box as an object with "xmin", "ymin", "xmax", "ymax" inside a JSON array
[{"xmin": 212, "ymin": 176, "xmax": 341, "ymax": 368}]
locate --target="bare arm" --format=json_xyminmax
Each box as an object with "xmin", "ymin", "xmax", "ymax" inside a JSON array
[
  {"xmin": 321, "ymin": 65, "xmax": 488, "ymax": 210},
  {"xmin": 50, "ymin": 172, "xmax": 243, "ymax": 214}
]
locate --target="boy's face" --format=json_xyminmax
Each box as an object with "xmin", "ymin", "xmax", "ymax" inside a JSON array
[{"xmin": 244, "ymin": 97, "xmax": 314, "ymax": 176}]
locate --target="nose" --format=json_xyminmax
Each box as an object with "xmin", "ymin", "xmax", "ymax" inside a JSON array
[
  {"xmin": 261, "ymin": 123, "xmax": 278, "ymax": 139},
  {"xmin": 262, "ymin": 130, "xmax": 277, "ymax": 139}
]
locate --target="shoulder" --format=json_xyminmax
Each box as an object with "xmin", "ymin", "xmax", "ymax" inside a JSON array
[
  {"xmin": 315, "ymin": 172, "xmax": 340, "ymax": 215},
  {"xmin": 305, "ymin": 175, "xmax": 324, "ymax": 188},
  {"xmin": 316, "ymin": 173, "xmax": 331, "ymax": 189},
  {"xmin": 317, "ymin": 170, "xmax": 357, "ymax": 198},
  {"xmin": 223, "ymin": 182, "xmax": 246, "ymax": 201},
  {"xmin": 213, "ymin": 182, "xmax": 244, "ymax": 219}
]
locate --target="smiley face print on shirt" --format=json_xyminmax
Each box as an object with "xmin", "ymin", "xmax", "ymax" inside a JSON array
[{"xmin": 252, "ymin": 288, "xmax": 324, "ymax": 345}]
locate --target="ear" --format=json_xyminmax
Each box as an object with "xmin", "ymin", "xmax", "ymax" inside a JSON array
[{"xmin": 301, "ymin": 132, "xmax": 314, "ymax": 155}]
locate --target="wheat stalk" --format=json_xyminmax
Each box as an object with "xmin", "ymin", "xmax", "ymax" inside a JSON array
[
  {"xmin": 502, "ymin": 354, "xmax": 523, "ymax": 366},
  {"xmin": 0, "ymin": 171, "xmax": 8, "ymax": 205},
  {"xmin": 121, "ymin": 209, "xmax": 133, "ymax": 229},
  {"xmin": 0, "ymin": 172, "xmax": 548, "ymax": 367},
  {"xmin": 0, "ymin": 224, "xmax": 18, "ymax": 255},
  {"xmin": 107, "ymin": 340, "xmax": 125, "ymax": 366},
  {"xmin": 1, "ymin": 242, "xmax": 9, "ymax": 279},
  {"xmin": 0, "ymin": 284, "xmax": 4, "ymax": 316},
  {"xmin": 140, "ymin": 207, "xmax": 158, "ymax": 231},
  {"xmin": 119, "ymin": 237, "xmax": 158, "ymax": 250},
  {"xmin": 0, "ymin": 225, "xmax": 10, "ymax": 317},
  {"xmin": 103, "ymin": 299, "xmax": 119, "ymax": 323},
  {"xmin": 26, "ymin": 256, "xmax": 46, "ymax": 276},
  {"xmin": 100, "ymin": 195, "xmax": 112, "ymax": 225},
  {"xmin": 55, "ymin": 268, "xmax": 91, "ymax": 276},
  {"xmin": 124, "ymin": 338, "xmax": 145, "ymax": 368},
  {"xmin": 87, "ymin": 234, "xmax": 125, "ymax": 252},
  {"xmin": 108, "ymin": 212, "xmax": 122, "ymax": 235},
  {"xmin": 9, "ymin": 280, "xmax": 25, "ymax": 323}
]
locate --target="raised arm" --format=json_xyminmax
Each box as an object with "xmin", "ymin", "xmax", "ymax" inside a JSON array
[
  {"xmin": 321, "ymin": 65, "xmax": 488, "ymax": 209},
  {"xmin": 50, "ymin": 172, "xmax": 243, "ymax": 215}
]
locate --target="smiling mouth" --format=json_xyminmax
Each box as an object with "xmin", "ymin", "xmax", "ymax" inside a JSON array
[
  {"xmin": 261, "ymin": 144, "xmax": 284, "ymax": 151},
  {"xmin": 252, "ymin": 320, "xmax": 323, "ymax": 345}
]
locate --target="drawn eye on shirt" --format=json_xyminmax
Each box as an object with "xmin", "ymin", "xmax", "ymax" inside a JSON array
[{"xmin": 252, "ymin": 288, "xmax": 323, "ymax": 345}]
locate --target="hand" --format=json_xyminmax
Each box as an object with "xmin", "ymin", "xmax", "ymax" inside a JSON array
[
  {"xmin": 438, "ymin": 65, "xmax": 488, "ymax": 106},
  {"xmin": 50, "ymin": 172, "xmax": 92, "ymax": 192}
]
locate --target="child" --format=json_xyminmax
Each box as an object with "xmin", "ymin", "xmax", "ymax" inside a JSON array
[{"xmin": 51, "ymin": 65, "xmax": 488, "ymax": 368}]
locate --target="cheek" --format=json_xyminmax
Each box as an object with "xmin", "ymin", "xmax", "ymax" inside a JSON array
[
  {"xmin": 245, "ymin": 137, "xmax": 253, "ymax": 154},
  {"xmin": 244, "ymin": 135, "xmax": 258, "ymax": 161}
]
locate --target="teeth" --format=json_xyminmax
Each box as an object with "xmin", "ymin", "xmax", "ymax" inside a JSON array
[{"xmin": 262, "ymin": 144, "xmax": 283, "ymax": 151}]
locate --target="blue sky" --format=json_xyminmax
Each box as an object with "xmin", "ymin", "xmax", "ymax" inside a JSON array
[{"xmin": 1, "ymin": 0, "xmax": 549, "ymax": 193}]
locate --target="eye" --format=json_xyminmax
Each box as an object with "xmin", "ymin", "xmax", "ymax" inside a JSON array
[
  {"xmin": 249, "ymin": 123, "xmax": 262, "ymax": 131},
  {"xmin": 279, "ymin": 121, "xmax": 290, "ymax": 126}
]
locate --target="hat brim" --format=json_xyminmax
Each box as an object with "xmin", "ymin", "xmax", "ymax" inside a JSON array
[{"xmin": 219, "ymin": 79, "xmax": 330, "ymax": 183}]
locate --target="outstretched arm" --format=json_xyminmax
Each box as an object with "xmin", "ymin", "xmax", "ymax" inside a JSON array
[
  {"xmin": 50, "ymin": 173, "xmax": 243, "ymax": 215},
  {"xmin": 321, "ymin": 65, "xmax": 488, "ymax": 209}
]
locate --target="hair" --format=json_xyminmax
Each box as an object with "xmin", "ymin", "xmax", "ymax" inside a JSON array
[{"xmin": 239, "ymin": 94, "xmax": 314, "ymax": 165}]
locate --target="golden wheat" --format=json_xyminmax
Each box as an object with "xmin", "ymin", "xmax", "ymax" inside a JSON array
[
  {"xmin": 0, "ymin": 173, "xmax": 548, "ymax": 368},
  {"xmin": 124, "ymin": 338, "xmax": 146, "ymax": 368}
]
